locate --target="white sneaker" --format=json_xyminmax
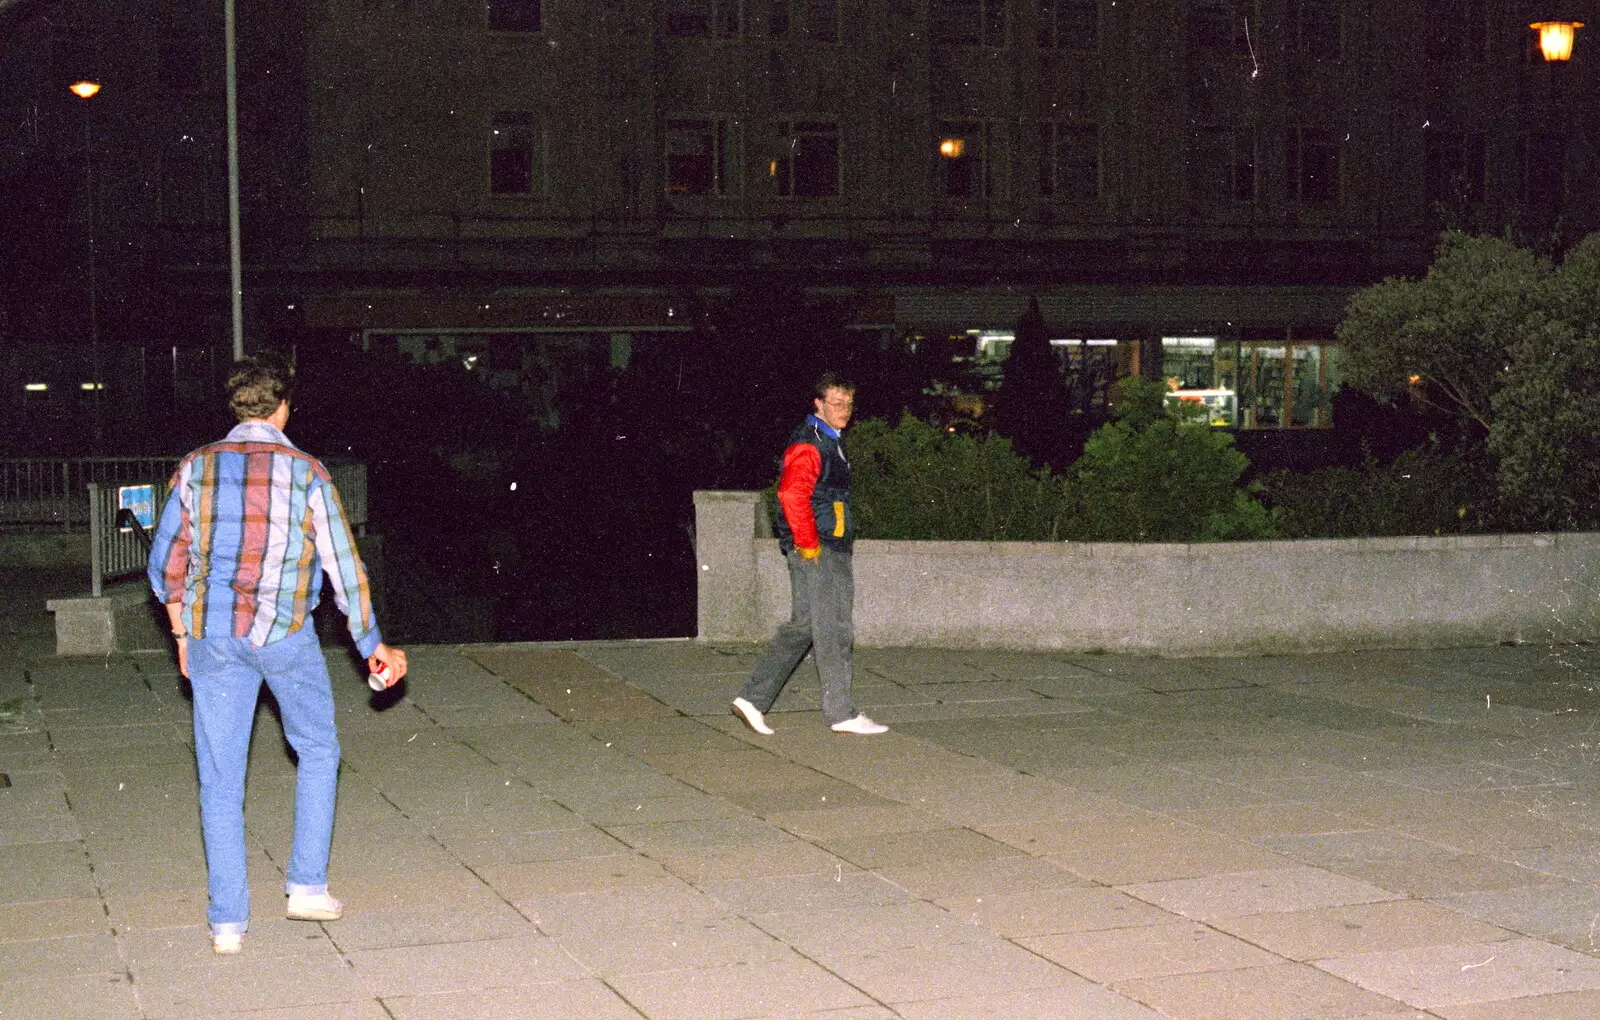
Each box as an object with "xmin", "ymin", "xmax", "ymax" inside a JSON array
[
  {"xmin": 286, "ymin": 892, "xmax": 343, "ymax": 921},
  {"xmin": 732, "ymin": 697, "xmax": 775, "ymax": 735},
  {"xmin": 212, "ymin": 932, "xmax": 243, "ymax": 954},
  {"xmin": 830, "ymin": 714, "xmax": 888, "ymax": 735}
]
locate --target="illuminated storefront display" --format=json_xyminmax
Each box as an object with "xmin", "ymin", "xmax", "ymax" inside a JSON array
[{"xmin": 1161, "ymin": 334, "xmax": 1341, "ymax": 428}]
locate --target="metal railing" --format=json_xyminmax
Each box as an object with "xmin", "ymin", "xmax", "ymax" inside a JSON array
[
  {"xmin": 2, "ymin": 456, "xmax": 366, "ymax": 532},
  {"xmin": 2, "ymin": 457, "xmax": 181, "ymax": 529}
]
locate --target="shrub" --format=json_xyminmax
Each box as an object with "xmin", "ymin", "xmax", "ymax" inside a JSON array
[
  {"xmin": 1060, "ymin": 379, "xmax": 1279, "ymax": 542},
  {"xmin": 846, "ymin": 415, "xmax": 1066, "ymax": 541},
  {"xmin": 1256, "ymin": 443, "xmax": 1499, "ymax": 538}
]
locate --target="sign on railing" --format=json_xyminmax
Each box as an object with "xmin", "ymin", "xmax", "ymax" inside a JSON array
[{"xmin": 89, "ymin": 480, "xmax": 167, "ymax": 597}]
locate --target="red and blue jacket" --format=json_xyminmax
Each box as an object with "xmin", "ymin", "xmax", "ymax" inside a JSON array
[{"xmin": 775, "ymin": 414, "xmax": 853, "ymax": 555}]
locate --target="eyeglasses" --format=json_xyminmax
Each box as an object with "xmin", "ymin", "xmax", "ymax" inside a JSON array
[{"xmin": 823, "ymin": 399, "xmax": 854, "ymax": 409}]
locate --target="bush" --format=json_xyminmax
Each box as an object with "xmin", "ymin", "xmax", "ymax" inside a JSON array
[
  {"xmin": 1256, "ymin": 443, "xmax": 1499, "ymax": 538},
  {"xmin": 846, "ymin": 415, "xmax": 1066, "ymax": 540},
  {"xmin": 1060, "ymin": 378, "xmax": 1278, "ymax": 542}
]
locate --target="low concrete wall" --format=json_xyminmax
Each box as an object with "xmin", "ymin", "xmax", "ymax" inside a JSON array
[
  {"xmin": 694, "ymin": 490, "xmax": 1600, "ymax": 655},
  {"xmin": 0, "ymin": 532, "xmax": 91, "ymax": 568}
]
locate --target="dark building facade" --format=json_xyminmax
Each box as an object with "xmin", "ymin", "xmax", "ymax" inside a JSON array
[{"xmin": 2, "ymin": 0, "xmax": 1595, "ymax": 451}]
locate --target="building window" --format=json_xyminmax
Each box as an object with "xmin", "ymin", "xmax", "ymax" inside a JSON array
[
  {"xmin": 1190, "ymin": 0, "xmax": 1258, "ymax": 55},
  {"xmin": 933, "ymin": 0, "xmax": 1006, "ymax": 47},
  {"xmin": 158, "ymin": 33, "xmax": 204, "ymax": 90},
  {"xmin": 1423, "ymin": 130, "xmax": 1485, "ymax": 215},
  {"xmin": 487, "ymin": 0, "xmax": 541, "ymax": 32},
  {"xmin": 161, "ymin": 131, "xmax": 224, "ymax": 225},
  {"xmin": 666, "ymin": 118, "xmax": 739, "ymax": 196},
  {"xmin": 773, "ymin": 120, "xmax": 839, "ymax": 197},
  {"xmin": 1288, "ymin": 127, "xmax": 1339, "ymax": 206},
  {"xmin": 1517, "ymin": 132, "xmax": 1565, "ymax": 219},
  {"xmin": 1039, "ymin": 122, "xmax": 1099, "ymax": 201},
  {"xmin": 1161, "ymin": 334, "xmax": 1341, "ymax": 428},
  {"xmin": 1188, "ymin": 127, "xmax": 1256, "ymax": 208},
  {"xmin": 1295, "ymin": 0, "xmax": 1341, "ymax": 60},
  {"xmin": 666, "ymin": 0, "xmax": 744, "ymax": 37},
  {"xmin": 489, "ymin": 112, "xmax": 544, "ymax": 196},
  {"xmin": 1038, "ymin": 0, "xmax": 1096, "ymax": 50},
  {"xmin": 770, "ymin": 0, "xmax": 839, "ymax": 41},
  {"xmin": 938, "ymin": 121, "xmax": 991, "ymax": 199},
  {"xmin": 1423, "ymin": 0, "xmax": 1485, "ymax": 62}
]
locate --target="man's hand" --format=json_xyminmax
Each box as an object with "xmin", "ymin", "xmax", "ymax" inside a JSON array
[
  {"xmin": 176, "ymin": 637, "xmax": 189, "ymax": 679},
  {"xmin": 797, "ymin": 545, "xmax": 821, "ymax": 561},
  {"xmin": 367, "ymin": 643, "xmax": 408, "ymax": 689}
]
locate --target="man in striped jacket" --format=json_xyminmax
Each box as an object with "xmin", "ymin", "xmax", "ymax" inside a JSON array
[{"xmin": 148, "ymin": 352, "xmax": 407, "ymax": 955}]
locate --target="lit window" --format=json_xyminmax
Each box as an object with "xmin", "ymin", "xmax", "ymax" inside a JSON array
[
  {"xmin": 489, "ymin": 112, "xmax": 545, "ymax": 196},
  {"xmin": 487, "ymin": 0, "xmax": 541, "ymax": 32},
  {"xmin": 938, "ymin": 121, "xmax": 990, "ymax": 199},
  {"xmin": 774, "ymin": 120, "xmax": 839, "ymax": 198},
  {"xmin": 666, "ymin": 118, "xmax": 739, "ymax": 196}
]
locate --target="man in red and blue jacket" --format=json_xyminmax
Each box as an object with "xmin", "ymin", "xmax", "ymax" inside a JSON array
[{"xmin": 732, "ymin": 372, "xmax": 888, "ymax": 736}]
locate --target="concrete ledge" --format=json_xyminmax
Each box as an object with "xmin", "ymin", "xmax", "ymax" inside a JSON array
[
  {"xmin": 47, "ymin": 581, "xmax": 168, "ymax": 656},
  {"xmin": 696, "ymin": 490, "xmax": 1600, "ymax": 655}
]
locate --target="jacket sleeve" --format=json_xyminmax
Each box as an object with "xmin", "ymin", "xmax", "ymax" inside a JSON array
[
  {"xmin": 147, "ymin": 465, "xmax": 192, "ymax": 605},
  {"xmin": 308, "ymin": 473, "xmax": 383, "ymax": 658},
  {"xmin": 775, "ymin": 442, "xmax": 823, "ymax": 551}
]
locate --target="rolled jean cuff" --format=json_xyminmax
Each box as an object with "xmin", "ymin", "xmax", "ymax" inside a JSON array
[
  {"xmin": 286, "ymin": 881, "xmax": 328, "ymax": 898},
  {"xmin": 211, "ymin": 920, "xmax": 248, "ymax": 936}
]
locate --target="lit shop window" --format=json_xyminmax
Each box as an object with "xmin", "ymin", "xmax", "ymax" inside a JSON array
[
  {"xmin": 1161, "ymin": 335, "xmax": 1342, "ymax": 428},
  {"xmin": 973, "ymin": 330, "xmax": 1120, "ymax": 413}
]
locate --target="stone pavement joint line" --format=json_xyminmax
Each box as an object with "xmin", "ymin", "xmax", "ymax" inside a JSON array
[{"xmin": 3, "ymin": 630, "xmax": 1600, "ymax": 1018}]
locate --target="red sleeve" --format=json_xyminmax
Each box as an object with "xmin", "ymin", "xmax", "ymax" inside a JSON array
[{"xmin": 776, "ymin": 443, "xmax": 823, "ymax": 550}]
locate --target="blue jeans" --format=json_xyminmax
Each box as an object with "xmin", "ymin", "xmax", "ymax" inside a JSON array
[
  {"xmin": 742, "ymin": 545, "xmax": 857, "ymax": 725},
  {"xmin": 188, "ymin": 626, "xmax": 340, "ymax": 935}
]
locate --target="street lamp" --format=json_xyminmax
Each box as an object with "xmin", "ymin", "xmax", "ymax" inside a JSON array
[
  {"xmin": 1530, "ymin": 21, "xmax": 1584, "ymax": 62},
  {"xmin": 70, "ymin": 80, "xmax": 103, "ymax": 452}
]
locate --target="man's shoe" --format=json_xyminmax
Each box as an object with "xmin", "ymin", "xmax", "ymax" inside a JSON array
[
  {"xmin": 732, "ymin": 697, "xmax": 775, "ymax": 735},
  {"xmin": 212, "ymin": 932, "xmax": 243, "ymax": 955},
  {"xmin": 286, "ymin": 892, "xmax": 343, "ymax": 921},
  {"xmin": 830, "ymin": 714, "xmax": 888, "ymax": 735}
]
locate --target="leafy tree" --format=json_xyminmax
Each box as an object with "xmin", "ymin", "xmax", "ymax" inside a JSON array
[
  {"xmin": 1338, "ymin": 231, "xmax": 1549, "ymax": 433},
  {"xmin": 1063, "ymin": 378, "xmax": 1276, "ymax": 542},
  {"xmin": 1488, "ymin": 233, "xmax": 1600, "ymax": 527},
  {"xmin": 1337, "ymin": 230, "xmax": 1600, "ymax": 529},
  {"xmin": 1257, "ymin": 443, "xmax": 1499, "ymax": 538}
]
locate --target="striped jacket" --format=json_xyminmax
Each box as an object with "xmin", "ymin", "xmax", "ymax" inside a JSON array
[{"xmin": 147, "ymin": 420, "xmax": 381, "ymax": 657}]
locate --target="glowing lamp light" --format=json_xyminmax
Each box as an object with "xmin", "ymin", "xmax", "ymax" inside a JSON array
[
  {"xmin": 1531, "ymin": 21, "xmax": 1584, "ymax": 62},
  {"xmin": 69, "ymin": 81, "xmax": 102, "ymax": 99},
  {"xmin": 938, "ymin": 138, "xmax": 966, "ymax": 158}
]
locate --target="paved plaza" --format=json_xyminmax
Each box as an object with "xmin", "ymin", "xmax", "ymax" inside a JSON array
[{"xmin": 6, "ymin": 595, "xmax": 1600, "ymax": 1017}]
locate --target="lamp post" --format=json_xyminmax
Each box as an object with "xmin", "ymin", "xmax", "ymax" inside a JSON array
[
  {"xmin": 1530, "ymin": 20, "xmax": 1584, "ymax": 62},
  {"xmin": 1529, "ymin": 20, "xmax": 1584, "ymax": 236},
  {"xmin": 69, "ymin": 80, "xmax": 103, "ymax": 452}
]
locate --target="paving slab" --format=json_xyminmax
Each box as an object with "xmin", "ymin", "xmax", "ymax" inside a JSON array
[{"xmin": 4, "ymin": 620, "xmax": 1600, "ymax": 1017}]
